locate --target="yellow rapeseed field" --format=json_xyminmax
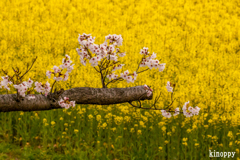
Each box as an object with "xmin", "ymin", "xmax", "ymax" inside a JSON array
[{"xmin": 0, "ymin": 0, "xmax": 240, "ymax": 159}]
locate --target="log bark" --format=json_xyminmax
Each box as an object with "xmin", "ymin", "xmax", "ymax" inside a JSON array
[{"xmin": 0, "ymin": 85, "xmax": 152, "ymax": 112}]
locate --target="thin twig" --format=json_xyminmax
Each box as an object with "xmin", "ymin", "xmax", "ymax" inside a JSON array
[
  {"xmin": 136, "ymin": 68, "xmax": 150, "ymax": 74},
  {"xmin": 105, "ymin": 77, "xmax": 124, "ymax": 87},
  {"xmin": 19, "ymin": 56, "xmax": 38, "ymax": 81},
  {"xmin": 50, "ymin": 80, "xmax": 57, "ymax": 94}
]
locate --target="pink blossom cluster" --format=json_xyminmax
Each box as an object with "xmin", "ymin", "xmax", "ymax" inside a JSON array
[
  {"xmin": 161, "ymin": 101, "xmax": 200, "ymax": 118},
  {"xmin": 182, "ymin": 101, "xmax": 201, "ymax": 117},
  {"xmin": 58, "ymin": 97, "xmax": 76, "ymax": 109},
  {"xmin": 13, "ymin": 78, "xmax": 34, "ymax": 98},
  {"xmin": 0, "ymin": 55, "xmax": 76, "ymax": 105},
  {"xmin": 46, "ymin": 54, "xmax": 74, "ymax": 81},
  {"xmin": 140, "ymin": 47, "xmax": 150, "ymax": 55},
  {"xmin": 166, "ymin": 81, "xmax": 173, "ymax": 92},
  {"xmin": 0, "ymin": 75, "xmax": 50, "ymax": 100},
  {"xmin": 106, "ymin": 73, "xmax": 118, "ymax": 80},
  {"xmin": 112, "ymin": 64, "xmax": 125, "ymax": 72},
  {"xmin": 76, "ymin": 34, "xmax": 166, "ymax": 85},
  {"xmin": 161, "ymin": 108, "xmax": 180, "ymax": 118},
  {"xmin": 143, "ymin": 84, "xmax": 153, "ymax": 97},
  {"xmin": 76, "ymin": 33, "xmax": 125, "ymax": 68},
  {"xmin": 139, "ymin": 47, "xmax": 166, "ymax": 72},
  {"xmin": 0, "ymin": 75, "xmax": 12, "ymax": 91},
  {"xmin": 120, "ymin": 70, "xmax": 137, "ymax": 83},
  {"xmin": 34, "ymin": 81, "xmax": 51, "ymax": 97},
  {"xmin": 77, "ymin": 33, "xmax": 96, "ymax": 48},
  {"xmin": 89, "ymin": 54, "xmax": 102, "ymax": 67},
  {"xmin": 76, "ymin": 47, "xmax": 89, "ymax": 66},
  {"xmin": 105, "ymin": 34, "xmax": 123, "ymax": 46}
]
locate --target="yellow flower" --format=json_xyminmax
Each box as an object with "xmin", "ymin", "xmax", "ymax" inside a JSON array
[
  {"xmin": 43, "ymin": 118, "xmax": 47, "ymax": 123},
  {"xmin": 159, "ymin": 147, "xmax": 162, "ymax": 151},
  {"xmin": 137, "ymin": 130, "xmax": 142, "ymax": 135},
  {"xmin": 74, "ymin": 129, "xmax": 79, "ymax": 133},
  {"xmin": 221, "ymin": 116, "xmax": 226, "ymax": 121},
  {"xmin": 207, "ymin": 135, "xmax": 212, "ymax": 138},
  {"xmin": 82, "ymin": 108, "xmax": 86, "ymax": 113},
  {"xmin": 162, "ymin": 126, "xmax": 166, "ymax": 132},
  {"xmin": 107, "ymin": 106, "xmax": 112, "ymax": 111},
  {"xmin": 227, "ymin": 131, "xmax": 233, "ymax": 139},
  {"xmin": 187, "ymin": 129, "xmax": 191, "ymax": 133},
  {"xmin": 78, "ymin": 111, "xmax": 84, "ymax": 115},
  {"xmin": 114, "ymin": 116, "xmax": 123, "ymax": 125},
  {"xmin": 183, "ymin": 138, "xmax": 188, "ymax": 141},
  {"xmin": 20, "ymin": 112, "xmax": 24, "ymax": 116},
  {"xmin": 62, "ymin": 132, "xmax": 67, "ymax": 135},
  {"xmin": 192, "ymin": 125, "xmax": 197, "ymax": 129},
  {"xmin": 130, "ymin": 128, "xmax": 135, "ymax": 133},
  {"xmin": 124, "ymin": 116, "xmax": 131, "ymax": 122},
  {"xmin": 158, "ymin": 122, "xmax": 165, "ymax": 126},
  {"xmin": 88, "ymin": 114, "xmax": 93, "ymax": 120},
  {"xmin": 181, "ymin": 122, "xmax": 185, "ymax": 128},
  {"xmin": 212, "ymin": 136, "xmax": 218, "ymax": 140},
  {"xmin": 60, "ymin": 117, "xmax": 63, "ymax": 120},
  {"xmin": 96, "ymin": 115, "xmax": 101, "ymax": 121},
  {"xmin": 208, "ymin": 119, "xmax": 213, "ymax": 123},
  {"xmin": 102, "ymin": 122, "xmax": 107, "ymax": 128},
  {"xmin": 182, "ymin": 142, "xmax": 187, "ymax": 146},
  {"xmin": 195, "ymin": 143, "xmax": 199, "ymax": 147},
  {"xmin": 140, "ymin": 121, "xmax": 144, "ymax": 126},
  {"xmin": 165, "ymin": 140, "xmax": 169, "ymax": 144},
  {"xmin": 236, "ymin": 149, "xmax": 239, "ymax": 154},
  {"xmin": 142, "ymin": 116, "xmax": 148, "ymax": 122}
]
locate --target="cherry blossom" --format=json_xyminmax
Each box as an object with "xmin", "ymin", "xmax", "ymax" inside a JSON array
[{"xmin": 166, "ymin": 81, "xmax": 173, "ymax": 92}]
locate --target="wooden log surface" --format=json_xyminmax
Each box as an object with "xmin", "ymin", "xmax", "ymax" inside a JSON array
[{"xmin": 0, "ymin": 85, "xmax": 153, "ymax": 112}]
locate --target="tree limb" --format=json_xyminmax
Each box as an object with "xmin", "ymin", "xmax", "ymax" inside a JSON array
[{"xmin": 0, "ymin": 85, "xmax": 153, "ymax": 112}]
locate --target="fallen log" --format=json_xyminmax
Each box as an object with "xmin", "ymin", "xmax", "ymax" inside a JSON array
[{"xmin": 0, "ymin": 85, "xmax": 152, "ymax": 112}]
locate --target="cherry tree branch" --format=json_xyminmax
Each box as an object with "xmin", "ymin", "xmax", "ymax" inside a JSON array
[{"xmin": 0, "ymin": 85, "xmax": 153, "ymax": 112}]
